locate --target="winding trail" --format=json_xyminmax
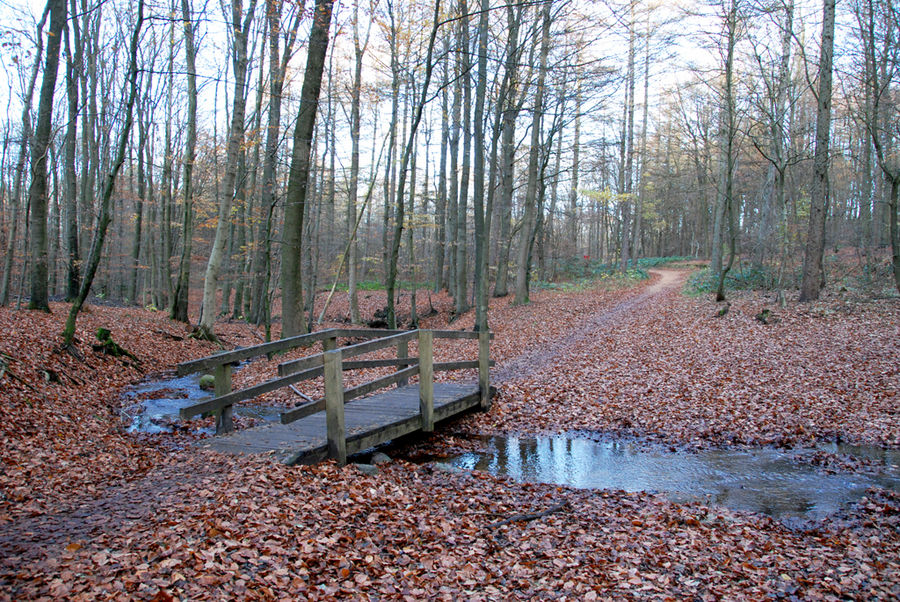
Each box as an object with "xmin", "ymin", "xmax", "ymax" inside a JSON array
[{"xmin": 493, "ymin": 269, "xmax": 686, "ymax": 384}]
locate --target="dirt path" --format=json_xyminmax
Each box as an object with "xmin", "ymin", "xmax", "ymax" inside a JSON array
[{"xmin": 493, "ymin": 269, "xmax": 687, "ymax": 384}]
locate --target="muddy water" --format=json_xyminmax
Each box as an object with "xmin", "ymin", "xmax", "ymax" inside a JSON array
[
  {"xmin": 435, "ymin": 435, "xmax": 900, "ymax": 520},
  {"xmin": 122, "ymin": 371, "xmax": 282, "ymax": 434}
]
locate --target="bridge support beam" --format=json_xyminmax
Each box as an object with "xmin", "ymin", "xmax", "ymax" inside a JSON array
[
  {"xmin": 214, "ymin": 363, "xmax": 233, "ymax": 434},
  {"xmin": 478, "ymin": 331, "xmax": 491, "ymax": 411},
  {"xmin": 324, "ymin": 349, "xmax": 347, "ymax": 465},
  {"xmin": 418, "ymin": 330, "xmax": 434, "ymax": 432}
]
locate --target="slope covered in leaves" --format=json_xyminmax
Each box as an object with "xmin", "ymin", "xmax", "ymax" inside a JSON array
[{"xmin": 2, "ymin": 271, "xmax": 899, "ymax": 599}]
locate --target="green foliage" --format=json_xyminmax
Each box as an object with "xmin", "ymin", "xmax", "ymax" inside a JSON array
[
  {"xmin": 535, "ymin": 267, "xmax": 649, "ymax": 292},
  {"xmin": 686, "ymin": 265, "xmax": 783, "ymax": 294},
  {"xmin": 329, "ymin": 280, "xmax": 435, "ymax": 292},
  {"xmin": 635, "ymin": 256, "xmax": 694, "ymax": 268},
  {"xmin": 555, "ymin": 256, "xmax": 692, "ymax": 282}
]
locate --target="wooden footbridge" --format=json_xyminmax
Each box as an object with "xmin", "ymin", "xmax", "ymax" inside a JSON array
[{"xmin": 175, "ymin": 328, "xmax": 492, "ymax": 465}]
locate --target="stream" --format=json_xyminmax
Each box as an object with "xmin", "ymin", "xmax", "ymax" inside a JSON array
[
  {"xmin": 432, "ymin": 435, "xmax": 900, "ymax": 520},
  {"xmin": 123, "ymin": 373, "xmax": 900, "ymax": 521},
  {"xmin": 121, "ymin": 369, "xmax": 283, "ymax": 435}
]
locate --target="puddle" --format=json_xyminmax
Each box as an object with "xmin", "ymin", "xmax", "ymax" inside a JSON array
[
  {"xmin": 122, "ymin": 370, "xmax": 282, "ymax": 434},
  {"xmin": 435, "ymin": 435, "xmax": 900, "ymax": 520}
]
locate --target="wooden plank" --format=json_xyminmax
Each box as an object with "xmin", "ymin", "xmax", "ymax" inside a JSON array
[
  {"xmin": 214, "ymin": 364, "xmax": 233, "ymax": 434},
  {"xmin": 280, "ymin": 399, "xmax": 326, "ymax": 424},
  {"xmin": 419, "ymin": 331, "xmax": 434, "ymax": 432},
  {"xmin": 324, "ymin": 350, "xmax": 346, "ymax": 465},
  {"xmin": 277, "ymin": 353, "xmax": 325, "ymax": 377},
  {"xmin": 285, "ymin": 388, "xmax": 483, "ymax": 465},
  {"xmin": 277, "ymin": 330, "xmax": 418, "ymax": 377},
  {"xmin": 343, "ymin": 365, "xmax": 418, "ymax": 401},
  {"xmin": 330, "ymin": 328, "xmax": 406, "ymax": 339},
  {"xmin": 279, "ymin": 365, "xmax": 420, "ymax": 424},
  {"xmin": 200, "ymin": 382, "xmax": 494, "ymax": 464},
  {"xmin": 479, "ymin": 330, "xmax": 491, "ymax": 410},
  {"xmin": 397, "ymin": 339, "xmax": 409, "ymax": 387},
  {"xmin": 431, "ymin": 330, "xmax": 494, "ymax": 340},
  {"xmin": 176, "ymin": 329, "xmax": 339, "ymax": 376},
  {"xmin": 342, "ymin": 357, "xmax": 416, "ymax": 369}
]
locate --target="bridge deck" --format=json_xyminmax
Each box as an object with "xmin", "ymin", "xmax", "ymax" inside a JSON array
[{"xmin": 201, "ymin": 382, "xmax": 481, "ymax": 464}]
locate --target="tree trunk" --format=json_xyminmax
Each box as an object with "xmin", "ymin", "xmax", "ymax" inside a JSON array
[
  {"xmin": 799, "ymin": 0, "xmax": 835, "ymax": 302},
  {"xmin": 28, "ymin": 0, "xmax": 66, "ymax": 312},
  {"xmin": 62, "ymin": 0, "xmax": 144, "ymax": 344},
  {"xmin": 0, "ymin": 7, "xmax": 46, "ymax": 307},
  {"xmin": 714, "ymin": 0, "xmax": 738, "ymax": 302},
  {"xmin": 348, "ymin": 1, "xmax": 371, "ymax": 324},
  {"xmin": 434, "ymin": 38, "xmax": 450, "ymax": 292},
  {"xmin": 513, "ymin": 1, "xmax": 551, "ymax": 305},
  {"xmin": 281, "ymin": 0, "xmax": 334, "ymax": 338},
  {"xmin": 198, "ymin": 0, "xmax": 258, "ymax": 340},
  {"xmin": 171, "ymin": 0, "xmax": 198, "ymax": 323},
  {"xmin": 385, "ymin": 0, "xmax": 442, "ymax": 329},
  {"xmin": 472, "ymin": 0, "xmax": 490, "ymax": 331},
  {"xmin": 454, "ymin": 0, "xmax": 471, "ymax": 317},
  {"xmin": 63, "ymin": 6, "xmax": 81, "ymax": 301},
  {"xmin": 492, "ymin": 6, "xmax": 523, "ymax": 298}
]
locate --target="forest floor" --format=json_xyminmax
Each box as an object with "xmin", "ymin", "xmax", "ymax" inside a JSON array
[{"xmin": 1, "ymin": 267, "xmax": 899, "ymax": 600}]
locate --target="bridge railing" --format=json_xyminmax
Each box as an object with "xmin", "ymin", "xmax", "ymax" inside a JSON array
[{"xmin": 176, "ymin": 328, "xmax": 492, "ymax": 459}]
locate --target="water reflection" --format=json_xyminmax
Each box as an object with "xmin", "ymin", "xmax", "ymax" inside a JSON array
[{"xmin": 440, "ymin": 436, "xmax": 900, "ymax": 519}]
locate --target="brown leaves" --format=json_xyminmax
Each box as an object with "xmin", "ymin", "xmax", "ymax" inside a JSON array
[{"xmin": 2, "ymin": 274, "xmax": 900, "ymax": 598}]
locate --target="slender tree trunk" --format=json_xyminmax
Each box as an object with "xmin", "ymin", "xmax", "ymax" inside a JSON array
[
  {"xmin": 454, "ymin": 0, "xmax": 471, "ymax": 316},
  {"xmin": 281, "ymin": 0, "xmax": 334, "ymax": 338},
  {"xmin": 28, "ymin": 0, "xmax": 67, "ymax": 312},
  {"xmin": 799, "ymin": 0, "xmax": 835, "ymax": 301},
  {"xmin": 62, "ymin": 0, "xmax": 144, "ymax": 344},
  {"xmin": 513, "ymin": 1, "xmax": 551, "ymax": 305},
  {"xmin": 472, "ymin": 0, "xmax": 490, "ymax": 331},
  {"xmin": 198, "ymin": 0, "xmax": 258, "ymax": 339},
  {"xmin": 171, "ymin": 0, "xmax": 198, "ymax": 322},
  {"xmin": 385, "ymin": 0, "xmax": 442, "ymax": 329},
  {"xmin": 434, "ymin": 40, "xmax": 450, "ymax": 292},
  {"xmin": 0, "ymin": 7, "xmax": 46, "ymax": 307},
  {"xmin": 493, "ymin": 4, "xmax": 523, "ymax": 298},
  {"xmin": 714, "ymin": 0, "xmax": 739, "ymax": 302},
  {"xmin": 63, "ymin": 7, "xmax": 81, "ymax": 301},
  {"xmin": 348, "ymin": 1, "xmax": 370, "ymax": 324}
]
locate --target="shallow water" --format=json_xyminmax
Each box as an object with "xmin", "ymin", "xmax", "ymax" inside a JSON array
[
  {"xmin": 122, "ymin": 371, "xmax": 282, "ymax": 434},
  {"xmin": 436, "ymin": 435, "xmax": 900, "ymax": 519}
]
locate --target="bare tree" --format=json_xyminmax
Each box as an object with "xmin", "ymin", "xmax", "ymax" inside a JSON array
[
  {"xmin": 281, "ymin": 0, "xmax": 335, "ymax": 338},
  {"xmin": 27, "ymin": 0, "xmax": 66, "ymax": 311},
  {"xmin": 62, "ymin": 0, "xmax": 145, "ymax": 344},
  {"xmin": 197, "ymin": 0, "xmax": 258, "ymax": 340},
  {"xmin": 799, "ymin": 0, "xmax": 836, "ymax": 301}
]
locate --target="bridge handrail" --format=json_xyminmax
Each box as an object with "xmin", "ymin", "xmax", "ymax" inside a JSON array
[
  {"xmin": 175, "ymin": 328, "xmax": 407, "ymax": 376},
  {"xmin": 177, "ymin": 328, "xmax": 492, "ymax": 442}
]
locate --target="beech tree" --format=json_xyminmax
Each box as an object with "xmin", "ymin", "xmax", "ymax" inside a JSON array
[
  {"xmin": 799, "ymin": 0, "xmax": 836, "ymax": 302},
  {"xmin": 27, "ymin": 0, "xmax": 66, "ymax": 312},
  {"xmin": 281, "ymin": 0, "xmax": 335, "ymax": 338}
]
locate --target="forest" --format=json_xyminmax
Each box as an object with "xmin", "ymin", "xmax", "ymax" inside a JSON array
[
  {"xmin": 0, "ymin": 0, "xmax": 897, "ymax": 337},
  {"xmin": 2, "ymin": 0, "xmax": 900, "ymax": 598}
]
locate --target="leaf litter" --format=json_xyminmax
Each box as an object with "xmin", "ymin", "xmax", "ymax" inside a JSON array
[{"xmin": 1, "ymin": 270, "xmax": 899, "ymax": 599}]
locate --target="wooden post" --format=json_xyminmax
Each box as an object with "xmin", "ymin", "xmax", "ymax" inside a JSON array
[
  {"xmin": 323, "ymin": 334, "xmax": 337, "ymax": 352},
  {"xmin": 324, "ymin": 349, "xmax": 346, "ymax": 465},
  {"xmin": 478, "ymin": 331, "xmax": 491, "ymax": 410},
  {"xmin": 397, "ymin": 337, "xmax": 409, "ymax": 387},
  {"xmin": 418, "ymin": 330, "xmax": 434, "ymax": 432},
  {"xmin": 214, "ymin": 363, "xmax": 233, "ymax": 434}
]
